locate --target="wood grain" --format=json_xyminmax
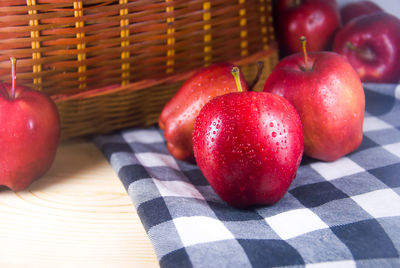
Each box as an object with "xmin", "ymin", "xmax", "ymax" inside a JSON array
[{"xmin": 0, "ymin": 140, "xmax": 159, "ymax": 268}]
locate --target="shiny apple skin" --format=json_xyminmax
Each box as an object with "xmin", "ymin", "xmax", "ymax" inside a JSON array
[
  {"xmin": 276, "ymin": 0, "xmax": 340, "ymax": 55},
  {"xmin": 264, "ymin": 51, "xmax": 365, "ymax": 162},
  {"xmin": 159, "ymin": 63, "xmax": 249, "ymax": 162},
  {"xmin": 0, "ymin": 83, "xmax": 60, "ymax": 191},
  {"xmin": 333, "ymin": 12, "xmax": 400, "ymax": 83},
  {"xmin": 193, "ymin": 92, "xmax": 304, "ymax": 208},
  {"xmin": 340, "ymin": 1, "xmax": 383, "ymax": 25}
]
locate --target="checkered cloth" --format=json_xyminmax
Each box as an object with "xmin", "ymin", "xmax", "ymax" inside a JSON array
[{"xmin": 94, "ymin": 83, "xmax": 400, "ymax": 268}]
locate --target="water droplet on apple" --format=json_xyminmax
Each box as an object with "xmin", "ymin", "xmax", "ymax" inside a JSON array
[
  {"xmin": 270, "ymin": 122, "xmax": 274, "ymax": 127},
  {"xmin": 211, "ymin": 138, "xmax": 215, "ymax": 142},
  {"xmin": 272, "ymin": 132, "xmax": 277, "ymax": 137}
]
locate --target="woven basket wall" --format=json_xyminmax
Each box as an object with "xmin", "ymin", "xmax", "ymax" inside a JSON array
[{"xmin": 0, "ymin": 0, "xmax": 278, "ymax": 140}]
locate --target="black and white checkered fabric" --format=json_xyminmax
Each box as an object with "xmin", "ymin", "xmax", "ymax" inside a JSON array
[{"xmin": 94, "ymin": 83, "xmax": 400, "ymax": 268}]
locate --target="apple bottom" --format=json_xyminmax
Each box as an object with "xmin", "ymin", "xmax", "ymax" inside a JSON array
[
  {"xmin": 0, "ymin": 157, "xmax": 54, "ymax": 191},
  {"xmin": 164, "ymin": 122, "xmax": 195, "ymax": 162},
  {"xmin": 207, "ymin": 165, "xmax": 298, "ymax": 208},
  {"xmin": 303, "ymin": 119, "xmax": 363, "ymax": 162},
  {"xmin": 0, "ymin": 124, "xmax": 59, "ymax": 192}
]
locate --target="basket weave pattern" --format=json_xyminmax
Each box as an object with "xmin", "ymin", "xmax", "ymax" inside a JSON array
[{"xmin": 0, "ymin": 0, "xmax": 277, "ymax": 139}]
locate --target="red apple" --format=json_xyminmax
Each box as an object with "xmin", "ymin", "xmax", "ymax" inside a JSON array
[
  {"xmin": 264, "ymin": 37, "xmax": 365, "ymax": 162},
  {"xmin": 340, "ymin": 1, "xmax": 383, "ymax": 25},
  {"xmin": 193, "ymin": 68, "xmax": 304, "ymax": 208},
  {"xmin": 275, "ymin": 0, "xmax": 340, "ymax": 56},
  {"xmin": 159, "ymin": 62, "xmax": 249, "ymax": 162},
  {"xmin": 0, "ymin": 57, "xmax": 60, "ymax": 191},
  {"xmin": 333, "ymin": 12, "xmax": 400, "ymax": 83}
]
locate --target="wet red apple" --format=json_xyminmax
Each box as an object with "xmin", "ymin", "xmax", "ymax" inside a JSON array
[{"xmin": 193, "ymin": 68, "xmax": 304, "ymax": 208}]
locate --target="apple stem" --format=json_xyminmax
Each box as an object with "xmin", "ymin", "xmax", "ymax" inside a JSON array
[
  {"xmin": 346, "ymin": 41, "xmax": 375, "ymax": 61},
  {"xmin": 232, "ymin": 66, "xmax": 243, "ymax": 93},
  {"xmin": 300, "ymin": 36, "xmax": 309, "ymax": 69},
  {"xmin": 346, "ymin": 41, "xmax": 360, "ymax": 52},
  {"xmin": 249, "ymin": 61, "xmax": 264, "ymax": 91},
  {"xmin": 10, "ymin": 57, "xmax": 16, "ymax": 99}
]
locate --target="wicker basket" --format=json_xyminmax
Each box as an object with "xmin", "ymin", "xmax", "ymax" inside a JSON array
[{"xmin": 0, "ymin": 0, "xmax": 278, "ymax": 140}]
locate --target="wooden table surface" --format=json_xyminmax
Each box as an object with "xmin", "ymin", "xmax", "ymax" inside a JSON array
[{"xmin": 0, "ymin": 139, "xmax": 159, "ymax": 268}]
